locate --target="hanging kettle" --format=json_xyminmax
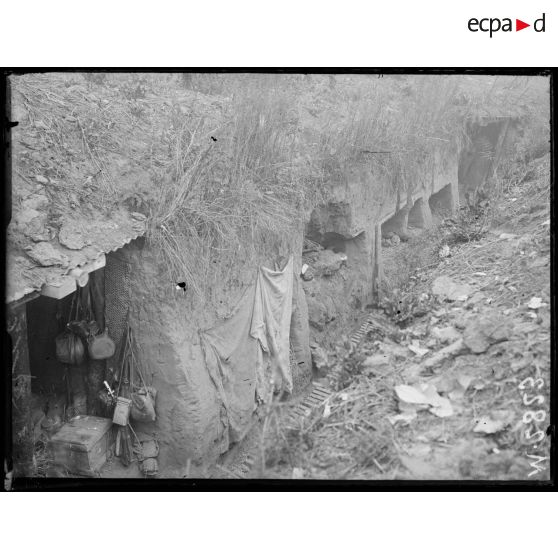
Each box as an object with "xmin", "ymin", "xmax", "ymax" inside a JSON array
[
  {"xmin": 56, "ymin": 330, "xmax": 85, "ymax": 365},
  {"xmin": 88, "ymin": 329, "xmax": 116, "ymax": 360}
]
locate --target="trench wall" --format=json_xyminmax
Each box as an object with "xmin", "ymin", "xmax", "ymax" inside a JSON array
[
  {"xmin": 105, "ymin": 243, "xmax": 221, "ymax": 470},
  {"xmin": 303, "ymin": 146, "xmax": 459, "ymax": 350},
  {"xmin": 99, "ymin": 146, "xmax": 459, "ymax": 471},
  {"xmin": 8, "ymin": 145, "xmax": 460, "ymax": 475},
  {"xmin": 458, "ymin": 119, "xmax": 518, "ymax": 203},
  {"xmin": 108, "ymin": 233, "xmax": 308, "ymax": 472}
]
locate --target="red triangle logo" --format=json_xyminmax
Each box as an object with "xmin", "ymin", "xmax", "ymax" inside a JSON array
[{"xmin": 516, "ymin": 19, "xmax": 530, "ymax": 31}]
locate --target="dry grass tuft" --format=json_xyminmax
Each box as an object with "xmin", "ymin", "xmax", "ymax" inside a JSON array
[
  {"xmin": 12, "ymin": 73, "xmax": 549, "ymax": 306},
  {"xmin": 260, "ymin": 365, "xmax": 400, "ymax": 479}
]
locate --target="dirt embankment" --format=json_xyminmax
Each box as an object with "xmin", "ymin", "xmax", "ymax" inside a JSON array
[{"xmin": 260, "ymin": 153, "xmax": 551, "ymax": 481}]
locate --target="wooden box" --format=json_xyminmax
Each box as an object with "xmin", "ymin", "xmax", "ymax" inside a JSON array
[{"xmin": 48, "ymin": 415, "xmax": 114, "ymax": 477}]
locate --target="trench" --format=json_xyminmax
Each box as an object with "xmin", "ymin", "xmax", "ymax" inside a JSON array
[
  {"xmin": 214, "ymin": 305, "xmax": 406, "ymax": 478},
  {"xmin": 16, "ymin": 174, "xmax": 466, "ymax": 479},
  {"xmin": 213, "ymin": 183, "xmax": 461, "ymax": 478},
  {"xmin": 10, "ymin": 117, "xmax": 517, "ymax": 479},
  {"xmin": 7, "ymin": 67, "xmax": 547, "ymax": 485}
]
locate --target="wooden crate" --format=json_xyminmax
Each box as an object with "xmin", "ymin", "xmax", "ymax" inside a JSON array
[{"xmin": 48, "ymin": 415, "xmax": 114, "ymax": 477}]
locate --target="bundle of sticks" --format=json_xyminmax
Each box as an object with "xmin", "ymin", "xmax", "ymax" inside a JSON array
[{"xmin": 112, "ymin": 323, "xmax": 140, "ymax": 466}]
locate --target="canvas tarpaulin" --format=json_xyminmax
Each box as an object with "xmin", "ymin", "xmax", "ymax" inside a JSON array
[
  {"xmin": 200, "ymin": 256, "xmax": 294, "ymax": 443},
  {"xmin": 290, "ymin": 271, "xmax": 311, "ymax": 377}
]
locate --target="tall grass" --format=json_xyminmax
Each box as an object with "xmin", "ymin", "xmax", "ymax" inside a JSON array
[
  {"xmin": 314, "ymin": 76, "xmax": 466, "ymax": 198},
  {"xmin": 148, "ymin": 75, "xmax": 306, "ymax": 303},
  {"xmin": 13, "ymin": 73, "xmax": 550, "ymax": 306}
]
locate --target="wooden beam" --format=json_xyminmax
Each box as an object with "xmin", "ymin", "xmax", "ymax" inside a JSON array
[{"xmin": 41, "ymin": 254, "xmax": 106, "ymax": 300}]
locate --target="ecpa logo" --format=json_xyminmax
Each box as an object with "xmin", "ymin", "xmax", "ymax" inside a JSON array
[{"xmin": 468, "ymin": 13, "xmax": 546, "ymax": 37}]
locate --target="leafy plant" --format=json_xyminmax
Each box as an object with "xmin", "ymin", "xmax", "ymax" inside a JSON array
[
  {"xmin": 378, "ymin": 287, "xmax": 431, "ymax": 326},
  {"xmin": 441, "ymin": 202, "xmax": 492, "ymax": 245}
]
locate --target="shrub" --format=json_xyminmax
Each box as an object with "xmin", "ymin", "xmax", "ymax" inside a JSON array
[{"xmin": 441, "ymin": 202, "xmax": 492, "ymax": 245}]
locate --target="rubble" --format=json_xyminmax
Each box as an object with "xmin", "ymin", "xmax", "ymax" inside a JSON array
[
  {"xmin": 311, "ymin": 249, "xmax": 347, "ymax": 276},
  {"xmin": 431, "ymin": 325, "xmax": 461, "ymax": 344},
  {"xmin": 403, "ymin": 338, "xmax": 465, "ymax": 381},
  {"xmin": 463, "ymin": 316, "xmax": 511, "ymax": 354},
  {"xmin": 431, "ymin": 275, "xmax": 473, "ymax": 301}
]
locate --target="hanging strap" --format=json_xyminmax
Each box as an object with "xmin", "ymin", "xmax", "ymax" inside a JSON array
[
  {"xmin": 131, "ymin": 349, "xmax": 148, "ymax": 391},
  {"xmin": 74, "ymin": 289, "xmax": 83, "ymax": 322},
  {"xmin": 129, "ymin": 326, "xmax": 135, "ymax": 391},
  {"xmin": 116, "ymin": 317, "xmax": 150, "ymax": 396},
  {"xmin": 128, "ymin": 327, "xmax": 148, "ymax": 391},
  {"xmin": 129, "ymin": 325, "xmax": 139, "ymax": 391},
  {"xmin": 117, "ymin": 325, "xmax": 130, "ymax": 396},
  {"xmin": 115, "ymin": 308, "xmax": 131, "ymax": 395},
  {"xmin": 67, "ymin": 291, "xmax": 77, "ymax": 326},
  {"xmin": 86, "ymin": 287, "xmax": 92, "ymax": 322}
]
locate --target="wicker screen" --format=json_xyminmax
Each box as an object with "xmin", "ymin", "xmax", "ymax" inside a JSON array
[{"xmin": 104, "ymin": 252, "xmax": 131, "ymax": 374}]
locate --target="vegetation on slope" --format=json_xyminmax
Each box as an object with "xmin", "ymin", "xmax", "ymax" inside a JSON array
[
  {"xmin": 12, "ymin": 72, "xmax": 549, "ymax": 304},
  {"xmin": 259, "ymin": 152, "xmax": 551, "ymax": 481}
]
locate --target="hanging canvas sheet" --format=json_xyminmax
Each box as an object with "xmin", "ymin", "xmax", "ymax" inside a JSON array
[{"xmin": 200, "ymin": 256, "xmax": 294, "ymax": 443}]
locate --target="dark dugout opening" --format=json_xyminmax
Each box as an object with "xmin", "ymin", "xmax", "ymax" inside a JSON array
[{"xmin": 458, "ymin": 119, "xmax": 511, "ymax": 205}]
